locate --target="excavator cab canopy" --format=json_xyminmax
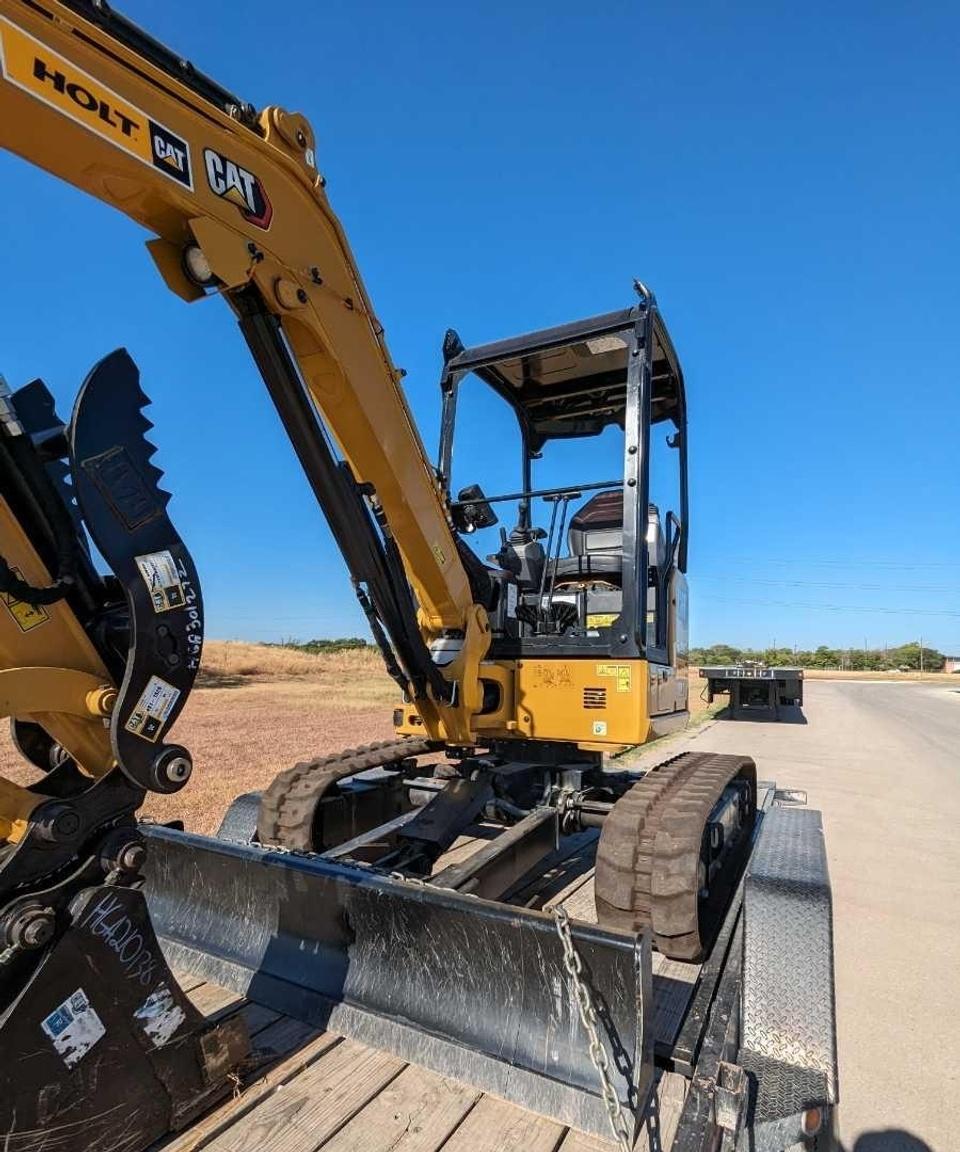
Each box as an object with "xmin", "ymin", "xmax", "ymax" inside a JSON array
[
  {"xmin": 440, "ymin": 305, "xmax": 684, "ymax": 451},
  {"xmin": 437, "ymin": 293, "xmax": 688, "ymax": 664}
]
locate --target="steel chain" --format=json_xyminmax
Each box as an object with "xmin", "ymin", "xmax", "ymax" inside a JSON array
[{"xmin": 553, "ymin": 906, "xmax": 633, "ymax": 1152}]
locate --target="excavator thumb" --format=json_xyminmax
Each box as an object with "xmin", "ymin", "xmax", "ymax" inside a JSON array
[
  {"xmin": 70, "ymin": 349, "xmax": 202, "ymax": 794},
  {"xmin": 0, "ymin": 352, "xmax": 247, "ymax": 1152}
]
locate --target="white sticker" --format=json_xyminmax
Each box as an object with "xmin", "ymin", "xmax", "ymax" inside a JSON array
[
  {"xmin": 124, "ymin": 675, "xmax": 180, "ymax": 743},
  {"xmin": 506, "ymin": 583, "xmax": 518, "ymax": 617},
  {"xmin": 584, "ymin": 334, "xmax": 627, "ymax": 355},
  {"xmin": 41, "ymin": 988, "xmax": 106, "ymax": 1068},
  {"xmin": 134, "ymin": 982, "xmax": 186, "ymax": 1047},
  {"xmin": 592, "ymin": 720, "xmax": 608, "ymax": 737},
  {"xmin": 135, "ymin": 550, "xmax": 185, "ymax": 613}
]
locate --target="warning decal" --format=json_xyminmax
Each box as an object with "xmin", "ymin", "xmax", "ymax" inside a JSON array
[
  {"xmin": 41, "ymin": 987, "xmax": 106, "ymax": 1068},
  {"xmin": 1, "ymin": 569, "xmax": 49, "ymax": 632},
  {"xmin": 136, "ymin": 550, "xmax": 185, "ymax": 613},
  {"xmin": 125, "ymin": 675, "xmax": 180, "ymax": 743},
  {"xmin": 596, "ymin": 663, "xmax": 632, "ymax": 693}
]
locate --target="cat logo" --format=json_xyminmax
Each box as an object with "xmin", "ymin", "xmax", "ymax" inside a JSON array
[
  {"xmin": 149, "ymin": 123, "xmax": 192, "ymax": 186},
  {"xmin": 0, "ymin": 18, "xmax": 193, "ymax": 189},
  {"xmin": 203, "ymin": 148, "xmax": 272, "ymax": 229}
]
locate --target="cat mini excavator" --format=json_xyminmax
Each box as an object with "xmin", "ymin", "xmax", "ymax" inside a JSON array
[{"xmin": 0, "ymin": 3, "xmax": 838, "ymax": 1150}]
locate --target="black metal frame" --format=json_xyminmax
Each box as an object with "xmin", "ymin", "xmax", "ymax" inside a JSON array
[
  {"xmin": 659, "ymin": 784, "xmax": 776, "ymax": 1076},
  {"xmin": 231, "ymin": 286, "xmax": 451, "ymax": 706},
  {"xmin": 670, "ymin": 921, "xmax": 747, "ymax": 1152},
  {"xmin": 436, "ymin": 293, "xmax": 688, "ymax": 662},
  {"xmin": 700, "ymin": 667, "xmax": 805, "ymax": 719},
  {"xmin": 60, "ymin": 0, "xmax": 259, "ymax": 125}
]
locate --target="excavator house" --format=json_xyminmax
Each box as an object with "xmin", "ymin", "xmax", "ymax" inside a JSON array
[{"xmin": 0, "ymin": 3, "xmax": 838, "ymax": 1151}]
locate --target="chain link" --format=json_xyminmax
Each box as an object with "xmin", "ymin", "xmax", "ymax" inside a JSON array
[{"xmin": 553, "ymin": 906, "xmax": 633, "ymax": 1152}]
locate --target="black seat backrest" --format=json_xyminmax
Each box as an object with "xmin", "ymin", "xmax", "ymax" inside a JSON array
[
  {"xmin": 568, "ymin": 491, "xmax": 624, "ymax": 557},
  {"xmin": 567, "ymin": 491, "xmax": 665, "ymax": 570}
]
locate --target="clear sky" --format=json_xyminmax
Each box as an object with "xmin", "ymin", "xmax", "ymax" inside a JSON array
[{"xmin": 1, "ymin": 1, "xmax": 958, "ymax": 652}]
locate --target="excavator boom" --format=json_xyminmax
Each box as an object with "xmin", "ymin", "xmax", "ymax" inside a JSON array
[{"xmin": 0, "ymin": 0, "xmax": 488, "ymax": 742}]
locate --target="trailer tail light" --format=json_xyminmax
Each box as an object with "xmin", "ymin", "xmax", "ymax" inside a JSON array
[{"xmin": 802, "ymin": 1107, "xmax": 823, "ymax": 1136}]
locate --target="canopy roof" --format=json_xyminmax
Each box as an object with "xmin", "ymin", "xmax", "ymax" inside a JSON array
[{"xmin": 444, "ymin": 306, "xmax": 685, "ymax": 448}]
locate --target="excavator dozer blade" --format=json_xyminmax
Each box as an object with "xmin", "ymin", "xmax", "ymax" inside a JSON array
[{"xmin": 142, "ymin": 825, "xmax": 655, "ymax": 1142}]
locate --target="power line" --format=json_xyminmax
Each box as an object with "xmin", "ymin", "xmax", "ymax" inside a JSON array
[
  {"xmin": 694, "ymin": 574, "xmax": 960, "ymax": 594},
  {"xmin": 706, "ymin": 556, "xmax": 957, "ymax": 570},
  {"xmin": 695, "ymin": 593, "xmax": 960, "ymax": 618}
]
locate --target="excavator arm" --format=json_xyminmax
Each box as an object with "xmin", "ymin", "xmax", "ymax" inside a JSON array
[
  {"xmin": 0, "ymin": 0, "xmax": 491, "ymax": 748},
  {"xmin": 0, "ymin": 8, "xmax": 499, "ymax": 1142}
]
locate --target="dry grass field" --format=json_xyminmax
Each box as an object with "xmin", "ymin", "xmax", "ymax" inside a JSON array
[
  {"xmin": 801, "ymin": 667, "xmax": 958, "ymax": 682},
  {"xmin": 0, "ymin": 645, "xmax": 731, "ymax": 835},
  {"xmin": 0, "ymin": 642, "xmax": 400, "ymax": 834}
]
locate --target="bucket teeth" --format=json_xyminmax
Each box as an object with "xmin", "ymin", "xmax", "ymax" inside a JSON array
[{"xmin": 69, "ymin": 348, "xmax": 173, "ymax": 512}]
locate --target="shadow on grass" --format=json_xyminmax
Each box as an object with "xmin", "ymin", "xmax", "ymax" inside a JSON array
[{"xmin": 195, "ymin": 672, "xmax": 249, "ymax": 689}]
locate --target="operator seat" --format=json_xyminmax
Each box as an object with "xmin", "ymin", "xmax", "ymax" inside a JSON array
[{"xmin": 553, "ymin": 491, "xmax": 664, "ymax": 584}]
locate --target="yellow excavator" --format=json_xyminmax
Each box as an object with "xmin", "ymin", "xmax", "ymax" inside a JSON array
[{"xmin": 0, "ymin": 4, "xmax": 838, "ymax": 1151}]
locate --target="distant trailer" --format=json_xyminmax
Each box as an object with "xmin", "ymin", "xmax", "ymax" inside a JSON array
[{"xmin": 700, "ymin": 665, "xmax": 804, "ymax": 719}]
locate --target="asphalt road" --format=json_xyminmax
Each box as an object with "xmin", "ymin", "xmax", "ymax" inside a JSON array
[{"xmin": 651, "ymin": 679, "xmax": 960, "ymax": 1152}]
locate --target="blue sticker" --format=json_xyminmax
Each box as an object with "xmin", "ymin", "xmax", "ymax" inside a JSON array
[{"xmin": 42, "ymin": 1005, "xmax": 74, "ymax": 1038}]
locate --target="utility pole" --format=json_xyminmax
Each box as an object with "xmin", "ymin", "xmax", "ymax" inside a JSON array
[{"xmin": 920, "ymin": 636, "xmax": 924, "ymax": 679}]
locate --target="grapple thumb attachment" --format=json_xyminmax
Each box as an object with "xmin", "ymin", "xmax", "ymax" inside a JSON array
[{"xmin": 69, "ymin": 349, "xmax": 203, "ymax": 794}]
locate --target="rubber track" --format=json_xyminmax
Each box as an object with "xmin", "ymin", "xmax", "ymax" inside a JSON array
[
  {"xmin": 594, "ymin": 751, "xmax": 756, "ymax": 961},
  {"xmin": 257, "ymin": 737, "xmax": 432, "ymax": 851}
]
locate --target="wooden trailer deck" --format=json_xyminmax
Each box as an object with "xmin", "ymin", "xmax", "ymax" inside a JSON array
[{"xmin": 155, "ymin": 823, "xmax": 708, "ymax": 1152}]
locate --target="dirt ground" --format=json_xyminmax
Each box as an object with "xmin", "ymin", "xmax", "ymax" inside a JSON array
[
  {"xmin": 0, "ymin": 643, "xmax": 399, "ymax": 834},
  {"xmin": 1, "ymin": 644, "xmax": 715, "ymax": 835}
]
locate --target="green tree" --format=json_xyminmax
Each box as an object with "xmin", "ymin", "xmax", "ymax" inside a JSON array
[
  {"xmin": 689, "ymin": 641, "xmax": 944, "ymax": 671},
  {"xmin": 811, "ymin": 645, "xmax": 839, "ymax": 669},
  {"xmin": 888, "ymin": 642, "xmax": 944, "ymax": 671},
  {"xmin": 690, "ymin": 644, "xmax": 743, "ymax": 666}
]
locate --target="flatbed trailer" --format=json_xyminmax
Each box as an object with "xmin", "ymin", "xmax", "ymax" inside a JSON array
[
  {"xmin": 700, "ymin": 667, "xmax": 805, "ymax": 719},
  {"xmin": 143, "ymin": 778, "xmax": 837, "ymax": 1152}
]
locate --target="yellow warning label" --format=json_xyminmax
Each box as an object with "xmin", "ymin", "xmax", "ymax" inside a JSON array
[
  {"xmin": 587, "ymin": 613, "xmax": 619, "ymax": 628},
  {"xmin": 1, "ymin": 574, "xmax": 49, "ymax": 633},
  {"xmin": 596, "ymin": 663, "xmax": 632, "ymax": 693},
  {"xmin": 0, "ymin": 18, "xmax": 193, "ymax": 188},
  {"xmin": 431, "ymin": 543, "xmax": 447, "ymax": 566}
]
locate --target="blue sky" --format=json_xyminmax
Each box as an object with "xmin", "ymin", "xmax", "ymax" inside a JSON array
[{"xmin": 1, "ymin": 1, "xmax": 957, "ymax": 651}]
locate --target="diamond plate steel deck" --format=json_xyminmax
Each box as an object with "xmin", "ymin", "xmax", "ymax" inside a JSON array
[{"xmin": 739, "ymin": 806, "xmax": 838, "ymax": 1146}]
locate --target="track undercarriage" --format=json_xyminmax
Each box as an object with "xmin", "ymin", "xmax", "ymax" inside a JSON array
[{"xmin": 248, "ymin": 738, "xmax": 757, "ymax": 964}]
